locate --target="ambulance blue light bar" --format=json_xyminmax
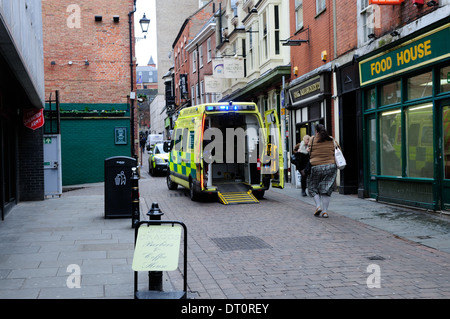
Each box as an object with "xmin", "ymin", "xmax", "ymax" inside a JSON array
[{"xmin": 205, "ymin": 104, "xmax": 255, "ymax": 112}]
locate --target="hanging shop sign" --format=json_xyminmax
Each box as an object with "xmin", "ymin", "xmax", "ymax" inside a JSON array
[
  {"xmin": 359, "ymin": 23, "xmax": 450, "ymax": 86},
  {"xmin": 204, "ymin": 75, "xmax": 223, "ymax": 93},
  {"xmin": 212, "ymin": 58, "xmax": 245, "ymax": 78},
  {"xmin": 23, "ymin": 108, "xmax": 44, "ymax": 130}
]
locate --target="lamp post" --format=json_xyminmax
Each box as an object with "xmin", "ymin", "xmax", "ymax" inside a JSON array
[
  {"xmin": 139, "ymin": 13, "xmax": 150, "ymax": 38},
  {"xmin": 129, "ymin": 10, "xmax": 151, "ymax": 158}
]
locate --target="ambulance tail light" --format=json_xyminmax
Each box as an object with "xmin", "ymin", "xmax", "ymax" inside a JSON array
[{"xmin": 257, "ymin": 158, "xmax": 261, "ymax": 170}]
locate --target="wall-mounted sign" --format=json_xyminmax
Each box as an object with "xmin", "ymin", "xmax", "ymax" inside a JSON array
[
  {"xmin": 369, "ymin": 0, "xmax": 404, "ymax": 4},
  {"xmin": 290, "ymin": 76, "xmax": 322, "ymax": 104},
  {"xmin": 114, "ymin": 127, "xmax": 128, "ymax": 145},
  {"xmin": 359, "ymin": 24, "xmax": 450, "ymax": 86},
  {"xmin": 23, "ymin": 108, "xmax": 44, "ymax": 130}
]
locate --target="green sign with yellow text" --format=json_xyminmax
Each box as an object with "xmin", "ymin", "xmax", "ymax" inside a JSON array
[{"xmin": 360, "ymin": 24, "xmax": 450, "ymax": 86}]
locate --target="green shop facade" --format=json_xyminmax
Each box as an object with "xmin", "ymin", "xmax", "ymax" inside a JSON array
[
  {"xmin": 57, "ymin": 103, "xmax": 131, "ymax": 186},
  {"xmin": 360, "ymin": 21, "xmax": 450, "ymax": 211}
]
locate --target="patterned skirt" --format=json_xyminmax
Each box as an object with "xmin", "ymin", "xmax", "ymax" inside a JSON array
[{"xmin": 306, "ymin": 163, "xmax": 337, "ymax": 197}]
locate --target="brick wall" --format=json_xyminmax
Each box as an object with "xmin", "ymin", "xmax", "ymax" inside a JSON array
[
  {"xmin": 42, "ymin": 0, "xmax": 139, "ymax": 184},
  {"xmin": 18, "ymin": 125, "xmax": 44, "ymax": 201},
  {"xmin": 43, "ymin": 0, "xmax": 135, "ymax": 104}
]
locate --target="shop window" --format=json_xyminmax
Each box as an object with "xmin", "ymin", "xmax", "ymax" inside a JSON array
[
  {"xmin": 366, "ymin": 87, "xmax": 376, "ymax": 109},
  {"xmin": 380, "ymin": 109, "xmax": 401, "ymax": 176},
  {"xmin": 443, "ymin": 105, "xmax": 450, "ymax": 179},
  {"xmin": 380, "ymin": 80, "xmax": 401, "ymax": 106},
  {"xmin": 440, "ymin": 66, "xmax": 450, "ymax": 94},
  {"xmin": 406, "ymin": 103, "xmax": 433, "ymax": 178},
  {"xmin": 407, "ymin": 72, "xmax": 432, "ymax": 100}
]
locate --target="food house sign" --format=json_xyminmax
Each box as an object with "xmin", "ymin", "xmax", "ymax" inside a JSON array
[{"xmin": 359, "ymin": 24, "xmax": 450, "ymax": 86}]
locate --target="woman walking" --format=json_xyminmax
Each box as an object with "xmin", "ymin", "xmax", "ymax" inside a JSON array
[{"xmin": 307, "ymin": 124, "xmax": 339, "ymax": 218}]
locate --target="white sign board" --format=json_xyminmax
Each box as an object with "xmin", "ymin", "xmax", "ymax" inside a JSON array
[{"xmin": 204, "ymin": 76, "xmax": 223, "ymax": 93}]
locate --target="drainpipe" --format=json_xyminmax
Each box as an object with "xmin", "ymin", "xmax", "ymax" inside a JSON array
[{"xmin": 128, "ymin": 1, "xmax": 137, "ymax": 158}]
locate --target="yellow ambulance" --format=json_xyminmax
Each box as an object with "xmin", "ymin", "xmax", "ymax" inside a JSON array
[{"xmin": 166, "ymin": 102, "xmax": 284, "ymax": 204}]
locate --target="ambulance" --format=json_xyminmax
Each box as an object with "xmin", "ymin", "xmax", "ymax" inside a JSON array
[{"xmin": 166, "ymin": 102, "xmax": 284, "ymax": 204}]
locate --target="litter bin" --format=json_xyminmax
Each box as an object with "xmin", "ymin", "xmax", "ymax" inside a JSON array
[{"xmin": 104, "ymin": 156, "xmax": 137, "ymax": 218}]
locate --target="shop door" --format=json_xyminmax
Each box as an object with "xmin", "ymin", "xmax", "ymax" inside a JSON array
[{"xmin": 440, "ymin": 102, "xmax": 450, "ymax": 210}]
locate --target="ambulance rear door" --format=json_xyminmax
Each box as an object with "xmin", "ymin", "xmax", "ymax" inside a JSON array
[{"xmin": 263, "ymin": 109, "xmax": 284, "ymax": 189}]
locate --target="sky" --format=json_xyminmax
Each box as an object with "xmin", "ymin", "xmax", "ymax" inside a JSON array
[{"xmin": 134, "ymin": 0, "xmax": 157, "ymax": 67}]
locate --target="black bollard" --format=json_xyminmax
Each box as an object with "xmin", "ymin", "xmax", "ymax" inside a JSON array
[
  {"xmin": 131, "ymin": 167, "xmax": 140, "ymax": 228},
  {"xmin": 147, "ymin": 202, "xmax": 164, "ymax": 291}
]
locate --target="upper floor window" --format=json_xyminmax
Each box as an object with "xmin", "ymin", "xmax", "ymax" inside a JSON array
[
  {"xmin": 360, "ymin": 0, "xmax": 374, "ymax": 41},
  {"xmin": 295, "ymin": 0, "xmax": 303, "ymax": 31},
  {"xmin": 199, "ymin": 44, "xmax": 204, "ymax": 68},
  {"xmin": 262, "ymin": 10, "xmax": 268, "ymax": 60},
  {"xmin": 316, "ymin": 0, "xmax": 326, "ymax": 15},
  {"xmin": 207, "ymin": 38, "xmax": 212, "ymax": 62},
  {"xmin": 192, "ymin": 49, "xmax": 197, "ymax": 73}
]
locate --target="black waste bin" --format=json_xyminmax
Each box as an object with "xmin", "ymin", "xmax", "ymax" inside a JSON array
[{"xmin": 104, "ymin": 156, "xmax": 137, "ymax": 218}]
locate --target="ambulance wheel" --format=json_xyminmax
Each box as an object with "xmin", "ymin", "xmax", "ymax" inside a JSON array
[
  {"xmin": 189, "ymin": 179, "xmax": 200, "ymax": 201},
  {"xmin": 167, "ymin": 174, "xmax": 178, "ymax": 190}
]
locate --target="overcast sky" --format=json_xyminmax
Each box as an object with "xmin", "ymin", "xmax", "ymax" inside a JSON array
[{"xmin": 134, "ymin": 0, "xmax": 157, "ymax": 67}]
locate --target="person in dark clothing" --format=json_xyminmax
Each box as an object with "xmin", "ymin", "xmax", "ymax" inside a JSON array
[{"xmin": 292, "ymin": 135, "xmax": 310, "ymax": 196}]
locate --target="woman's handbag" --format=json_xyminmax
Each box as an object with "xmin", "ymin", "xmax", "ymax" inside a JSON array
[{"xmin": 334, "ymin": 140, "xmax": 346, "ymax": 170}]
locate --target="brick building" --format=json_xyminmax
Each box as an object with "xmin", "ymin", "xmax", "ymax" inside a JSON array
[
  {"xmin": 42, "ymin": 0, "xmax": 139, "ymax": 185},
  {"xmin": 172, "ymin": 1, "xmax": 216, "ymax": 110},
  {"xmin": 1, "ymin": 0, "xmax": 45, "ymax": 219}
]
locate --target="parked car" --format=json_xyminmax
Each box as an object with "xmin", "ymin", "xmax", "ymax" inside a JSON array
[{"xmin": 148, "ymin": 142, "xmax": 169, "ymax": 176}]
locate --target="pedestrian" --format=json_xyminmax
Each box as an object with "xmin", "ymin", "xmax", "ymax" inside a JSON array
[
  {"xmin": 292, "ymin": 135, "xmax": 310, "ymax": 196},
  {"xmin": 306, "ymin": 124, "xmax": 339, "ymax": 218},
  {"xmin": 139, "ymin": 134, "xmax": 147, "ymax": 167}
]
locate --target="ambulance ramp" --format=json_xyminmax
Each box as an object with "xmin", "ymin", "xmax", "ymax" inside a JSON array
[{"xmin": 216, "ymin": 183, "xmax": 259, "ymax": 205}]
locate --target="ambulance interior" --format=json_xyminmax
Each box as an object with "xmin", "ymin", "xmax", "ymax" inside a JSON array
[{"xmin": 203, "ymin": 113, "xmax": 263, "ymax": 190}]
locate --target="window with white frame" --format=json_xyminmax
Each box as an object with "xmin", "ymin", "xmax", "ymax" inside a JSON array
[
  {"xmin": 295, "ymin": 0, "xmax": 303, "ymax": 31},
  {"xmin": 200, "ymin": 81, "xmax": 204, "ymax": 104},
  {"xmin": 199, "ymin": 44, "xmax": 203, "ymax": 68},
  {"xmin": 262, "ymin": 10, "xmax": 268, "ymax": 60},
  {"xmin": 248, "ymin": 26, "xmax": 254, "ymax": 70},
  {"xmin": 207, "ymin": 38, "xmax": 212, "ymax": 62},
  {"xmin": 316, "ymin": 0, "xmax": 326, "ymax": 15},
  {"xmin": 360, "ymin": 0, "xmax": 374, "ymax": 41},
  {"xmin": 192, "ymin": 49, "xmax": 197, "ymax": 73}
]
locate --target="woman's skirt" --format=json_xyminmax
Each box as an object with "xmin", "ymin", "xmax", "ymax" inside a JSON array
[{"xmin": 306, "ymin": 163, "xmax": 337, "ymax": 197}]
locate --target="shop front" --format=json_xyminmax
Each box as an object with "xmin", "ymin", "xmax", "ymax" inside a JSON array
[
  {"xmin": 287, "ymin": 70, "xmax": 332, "ymax": 152},
  {"xmin": 360, "ymin": 21, "xmax": 450, "ymax": 210}
]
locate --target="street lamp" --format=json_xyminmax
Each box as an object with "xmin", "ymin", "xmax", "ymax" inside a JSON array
[{"xmin": 139, "ymin": 13, "xmax": 150, "ymax": 38}]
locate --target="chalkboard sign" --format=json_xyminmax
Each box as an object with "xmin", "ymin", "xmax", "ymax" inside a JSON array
[{"xmin": 132, "ymin": 225, "xmax": 182, "ymax": 271}]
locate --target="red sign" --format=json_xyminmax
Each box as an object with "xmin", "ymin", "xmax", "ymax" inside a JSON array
[
  {"xmin": 369, "ymin": 0, "xmax": 404, "ymax": 4},
  {"xmin": 23, "ymin": 108, "xmax": 45, "ymax": 130}
]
